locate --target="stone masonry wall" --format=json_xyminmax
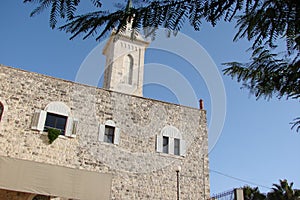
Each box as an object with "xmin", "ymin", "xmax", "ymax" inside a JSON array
[
  {"xmin": 0, "ymin": 189, "xmax": 32, "ymax": 200},
  {"xmin": 0, "ymin": 189, "xmax": 68, "ymax": 200},
  {"xmin": 0, "ymin": 65, "xmax": 210, "ymax": 199}
]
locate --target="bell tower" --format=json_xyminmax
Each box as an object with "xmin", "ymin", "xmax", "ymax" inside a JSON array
[{"xmin": 102, "ymin": 20, "xmax": 149, "ymax": 96}]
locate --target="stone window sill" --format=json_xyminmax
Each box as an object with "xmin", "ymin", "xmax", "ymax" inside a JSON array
[
  {"xmin": 40, "ymin": 131, "xmax": 68, "ymax": 140},
  {"xmin": 157, "ymin": 152, "xmax": 184, "ymax": 159}
]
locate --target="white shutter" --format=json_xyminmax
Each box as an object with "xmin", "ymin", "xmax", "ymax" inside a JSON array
[
  {"xmin": 156, "ymin": 135, "xmax": 163, "ymax": 152},
  {"xmin": 65, "ymin": 117, "xmax": 73, "ymax": 137},
  {"xmin": 31, "ymin": 110, "xmax": 46, "ymax": 131},
  {"xmin": 98, "ymin": 124, "xmax": 105, "ymax": 142},
  {"xmin": 70, "ymin": 118, "xmax": 78, "ymax": 138},
  {"xmin": 31, "ymin": 110, "xmax": 40, "ymax": 130},
  {"xmin": 114, "ymin": 128, "xmax": 120, "ymax": 145},
  {"xmin": 37, "ymin": 111, "xmax": 47, "ymax": 131},
  {"xmin": 180, "ymin": 140, "xmax": 186, "ymax": 157}
]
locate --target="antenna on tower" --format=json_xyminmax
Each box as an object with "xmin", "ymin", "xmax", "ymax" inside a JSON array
[
  {"xmin": 124, "ymin": 0, "xmax": 136, "ymax": 39},
  {"xmin": 125, "ymin": 0, "xmax": 133, "ymax": 13}
]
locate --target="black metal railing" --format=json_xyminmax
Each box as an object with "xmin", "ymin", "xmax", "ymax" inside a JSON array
[{"xmin": 209, "ymin": 189, "xmax": 235, "ymax": 200}]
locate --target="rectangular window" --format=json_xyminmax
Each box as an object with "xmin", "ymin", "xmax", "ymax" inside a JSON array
[
  {"xmin": 44, "ymin": 113, "xmax": 67, "ymax": 134},
  {"xmin": 104, "ymin": 126, "xmax": 115, "ymax": 144},
  {"xmin": 163, "ymin": 136, "xmax": 169, "ymax": 154},
  {"xmin": 174, "ymin": 138, "xmax": 180, "ymax": 155}
]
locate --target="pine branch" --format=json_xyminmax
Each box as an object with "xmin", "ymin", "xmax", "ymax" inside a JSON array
[
  {"xmin": 234, "ymin": 0, "xmax": 299, "ymax": 53},
  {"xmin": 24, "ymin": 0, "xmax": 81, "ymax": 28},
  {"xmin": 223, "ymin": 47, "xmax": 299, "ymax": 100},
  {"xmin": 291, "ymin": 117, "xmax": 300, "ymax": 133},
  {"xmin": 90, "ymin": 0, "xmax": 102, "ymax": 8},
  {"xmin": 224, "ymin": 47, "xmax": 300, "ymax": 132}
]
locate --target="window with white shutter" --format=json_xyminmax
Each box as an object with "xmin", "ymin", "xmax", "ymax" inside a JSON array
[
  {"xmin": 31, "ymin": 102, "xmax": 78, "ymax": 138},
  {"xmin": 104, "ymin": 126, "xmax": 115, "ymax": 143},
  {"xmin": 157, "ymin": 126, "xmax": 186, "ymax": 157},
  {"xmin": 98, "ymin": 120, "xmax": 120, "ymax": 145}
]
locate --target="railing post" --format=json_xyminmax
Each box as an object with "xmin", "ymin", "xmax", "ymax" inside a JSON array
[
  {"xmin": 176, "ymin": 166, "xmax": 181, "ymax": 200},
  {"xmin": 234, "ymin": 188, "xmax": 244, "ymax": 200}
]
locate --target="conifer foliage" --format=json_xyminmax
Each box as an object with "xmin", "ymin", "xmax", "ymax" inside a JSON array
[{"xmin": 24, "ymin": 0, "xmax": 299, "ymax": 131}]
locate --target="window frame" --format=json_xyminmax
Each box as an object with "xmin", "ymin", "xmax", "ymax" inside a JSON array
[
  {"xmin": 156, "ymin": 126, "xmax": 186, "ymax": 157},
  {"xmin": 31, "ymin": 102, "xmax": 78, "ymax": 138},
  {"xmin": 44, "ymin": 112, "xmax": 68, "ymax": 135},
  {"xmin": 174, "ymin": 138, "xmax": 180, "ymax": 156},
  {"xmin": 98, "ymin": 120, "xmax": 120, "ymax": 145},
  {"xmin": 104, "ymin": 125, "xmax": 115, "ymax": 144},
  {"xmin": 163, "ymin": 136, "xmax": 169, "ymax": 154}
]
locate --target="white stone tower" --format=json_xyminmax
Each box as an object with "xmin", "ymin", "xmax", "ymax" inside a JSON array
[{"xmin": 102, "ymin": 22, "xmax": 149, "ymax": 96}]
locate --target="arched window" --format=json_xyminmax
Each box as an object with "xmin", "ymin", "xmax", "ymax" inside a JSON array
[
  {"xmin": 124, "ymin": 55, "xmax": 134, "ymax": 85},
  {"xmin": 156, "ymin": 126, "xmax": 186, "ymax": 156},
  {"xmin": 31, "ymin": 102, "xmax": 78, "ymax": 137},
  {"xmin": 0, "ymin": 102, "xmax": 3, "ymax": 122},
  {"xmin": 44, "ymin": 102, "xmax": 70, "ymax": 134},
  {"xmin": 98, "ymin": 120, "xmax": 120, "ymax": 145}
]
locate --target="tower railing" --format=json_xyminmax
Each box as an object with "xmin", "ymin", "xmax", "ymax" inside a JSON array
[{"xmin": 209, "ymin": 188, "xmax": 244, "ymax": 200}]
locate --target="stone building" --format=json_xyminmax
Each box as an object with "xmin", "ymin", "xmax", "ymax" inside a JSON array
[{"xmin": 0, "ymin": 25, "xmax": 210, "ymax": 200}]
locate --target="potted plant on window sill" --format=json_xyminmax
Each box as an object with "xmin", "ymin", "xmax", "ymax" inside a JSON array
[{"xmin": 47, "ymin": 128, "xmax": 61, "ymax": 144}]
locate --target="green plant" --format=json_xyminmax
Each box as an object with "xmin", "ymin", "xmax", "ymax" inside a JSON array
[{"xmin": 47, "ymin": 128, "xmax": 61, "ymax": 144}]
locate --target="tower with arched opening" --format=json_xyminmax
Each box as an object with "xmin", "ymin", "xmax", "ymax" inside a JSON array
[{"xmin": 102, "ymin": 24, "xmax": 149, "ymax": 96}]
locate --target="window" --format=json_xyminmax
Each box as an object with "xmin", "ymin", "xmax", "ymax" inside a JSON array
[
  {"xmin": 156, "ymin": 126, "xmax": 186, "ymax": 156},
  {"xmin": 174, "ymin": 138, "xmax": 180, "ymax": 156},
  {"xmin": 124, "ymin": 55, "xmax": 134, "ymax": 85},
  {"xmin": 0, "ymin": 102, "xmax": 3, "ymax": 122},
  {"xmin": 44, "ymin": 113, "xmax": 67, "ymax": 134},
  {"xmin": 163, "ymin": 136, "xmax": 169, "ymax": 153},
  {"xmin": 128, "ymin": 56, "xmax": 133, "ymax": 85},
  {"xmin": 104, "ymin": 125, "xmax": 115, "ymax": 143},
  {"xmin": 98, "ymin": 120, "xmax": 120, "ymax": 145},
  {"xmin": 31, "ymin": 102, "xmax": 78, "ymax": 137},
  {"xmin": 32, "ymin": 195, "xmax": 50, "ymax": 200}
]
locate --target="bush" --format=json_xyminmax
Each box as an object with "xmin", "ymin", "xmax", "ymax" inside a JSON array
[{"xmin": 47, "ymin": 128, "xmax": 61, "ymax": 144}]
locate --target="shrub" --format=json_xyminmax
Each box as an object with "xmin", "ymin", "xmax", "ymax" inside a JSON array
[{"xmin": 47, "ymin": 128, "xmax": 61, "ymax": 144}]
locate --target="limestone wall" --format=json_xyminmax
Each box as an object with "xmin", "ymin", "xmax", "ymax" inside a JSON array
[
  {"xmin": 0, "ymin": 189, "xmax": 32, "ymax": 200},
  {"xmin": 0, "ymin": 65, "xmax": 209, "ymax": 199}
]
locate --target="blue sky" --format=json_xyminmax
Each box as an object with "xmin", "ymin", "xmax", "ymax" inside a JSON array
[{"xmin": 1, "ymin": 1, "xmax": 299, "ymax": 195}]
